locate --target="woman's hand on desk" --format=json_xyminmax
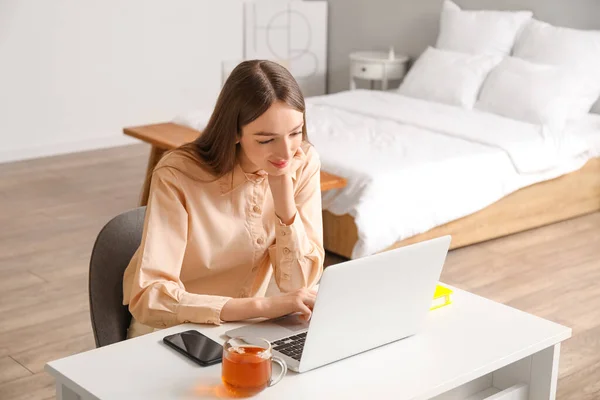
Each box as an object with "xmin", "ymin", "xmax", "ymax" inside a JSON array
[
  {"xmin": 259, "ymin": 288, "xmax": 317, "ymax": 322},
  {"xmin": 220, "ymin": 288, "xmax": 317, "ymax": 322}
]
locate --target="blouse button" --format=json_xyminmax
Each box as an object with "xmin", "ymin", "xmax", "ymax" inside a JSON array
[
  {"xmin": 283, "ymin": 247, "xmax": 290, "ymax": 255},
  {"xmin": 257, "ymin": 237, "xmax": 264, "ymax": 245},
  {"xmin": 253, "ymin": 205, "xmax": 261, "ymax": 213},
  {"xmin": 252, "ymin": 266, "xmax": 258, "ymax": 272},
  {"xmin": 281, "ymin": 230, "xmax": 286, "ymax": 236}
]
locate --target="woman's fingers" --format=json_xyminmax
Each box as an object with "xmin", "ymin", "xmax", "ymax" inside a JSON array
[
  {"xmin": 295, "ymin": 290, "xmax": 316, "ymax": 321},
  {"xmin": 297, "ymin": 301, "xmax": 312, "ymax": 321},
  {"xmin": 302, "ymin": 293, "xmax": 316, "ymax": 309}
]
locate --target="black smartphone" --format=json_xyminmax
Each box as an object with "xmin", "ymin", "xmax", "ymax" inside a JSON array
[{"xmin": 163, "ymin": 330, "xmax": 223, "ymax": 366}]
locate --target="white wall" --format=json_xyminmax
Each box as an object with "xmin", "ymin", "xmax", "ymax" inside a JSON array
[
  {"xmin": 0, "ymin": 0, "xmax": 243, "ymax": 163},
  {"xmin": 313, "ymin": 0, "xmax": 600, "ymax": 93}
]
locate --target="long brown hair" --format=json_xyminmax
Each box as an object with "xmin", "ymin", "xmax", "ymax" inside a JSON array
[{"xmin": 179, "ymin": 59, "xmax": 308, "ymax": 178}]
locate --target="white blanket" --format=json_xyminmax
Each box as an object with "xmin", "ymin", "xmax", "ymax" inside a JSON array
[
  {"xmin": 307, "ymin": 90, "xmax": 588, "ymax": 174},
  {"xmin": 304, "ymin": 90, "xmax": 591, "ymax": 258}
]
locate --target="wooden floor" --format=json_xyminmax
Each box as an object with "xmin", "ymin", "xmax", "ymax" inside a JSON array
[{"xmin": 0, "ymin": 144, "xmax": 599, "ymax": 400}]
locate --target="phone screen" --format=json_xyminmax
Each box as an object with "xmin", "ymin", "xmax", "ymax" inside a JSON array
[{"xmin": 163, "ymin": 330, "xmax": 223, "ymax": 366}]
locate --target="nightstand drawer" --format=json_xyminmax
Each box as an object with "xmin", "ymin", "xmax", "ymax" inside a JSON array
[
  {"xmin": 351, "ymin": 62, "xmax": 384, "ymax": 80},
  {"xmin": 351, "ymin": 61, "xmax": 408, "ymax": 81}
]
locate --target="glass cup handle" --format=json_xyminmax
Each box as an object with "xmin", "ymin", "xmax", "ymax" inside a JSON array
[{"xmin": 268, "ymin": 356, "xmax": 287, "ymax": 387}]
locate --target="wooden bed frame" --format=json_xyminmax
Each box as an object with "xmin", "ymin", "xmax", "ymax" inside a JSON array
[{"xmin": 124, "ymin": 122, "xmax": 600, "ymax": 259}]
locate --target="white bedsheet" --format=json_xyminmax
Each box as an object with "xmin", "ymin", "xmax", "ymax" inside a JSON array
[{"xmin": 173, "ymin": 91, "xmax": 598, "ymax": 259}]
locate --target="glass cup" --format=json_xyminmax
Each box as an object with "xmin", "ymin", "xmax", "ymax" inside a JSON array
[{"xmin": 222, "ymin": 337, "xmax": 287, "ymax": 397}]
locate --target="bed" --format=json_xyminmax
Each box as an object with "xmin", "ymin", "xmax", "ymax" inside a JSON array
[
  {"xmin": 305, "ymin": 90, "xmax": 600, "ymax": 258},
  {"xmin": 310, "ymin": 1, "xmax": 600, "ymax": 259}
]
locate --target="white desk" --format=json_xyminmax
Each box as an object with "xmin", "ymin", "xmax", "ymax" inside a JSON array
[{"xmin": 46, "ymin": 287, "xmax": 571, "ymax": 400}]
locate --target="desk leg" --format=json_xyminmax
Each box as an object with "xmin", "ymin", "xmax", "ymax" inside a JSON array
[
  {"xmin": 56, "ymin": 382, "xmax": 81, "ymax": 400},
  {"xmin": 493, "ymin": 343, "xmax": 561, "ymax": 400},
  {"xmin": 139, "ymin": 146, "xmax": 166, "ymax": 207},
  {"xmin": 529, "ymin": 343, "xmax": 561, "ymax": 400}
]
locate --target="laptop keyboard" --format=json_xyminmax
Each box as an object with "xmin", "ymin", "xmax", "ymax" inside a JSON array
[{"xmin": 271, "ymin": 332, "xmax": 307, "ymax": 361}]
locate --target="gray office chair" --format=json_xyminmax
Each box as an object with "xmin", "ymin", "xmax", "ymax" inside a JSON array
[{"xmin": 89, "ymin": 206, "xmax": 146, "ymax": 347}]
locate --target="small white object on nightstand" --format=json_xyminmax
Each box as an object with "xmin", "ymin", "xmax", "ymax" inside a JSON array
[{"xmin": 350, "ymin": 51, "xmax": 409, "ymax": 90}]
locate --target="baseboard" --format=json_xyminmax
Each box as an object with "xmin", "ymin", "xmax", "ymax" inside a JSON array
[{"xmin": 0, "ymin": 135, "xmax": 140, "ymax": 165}]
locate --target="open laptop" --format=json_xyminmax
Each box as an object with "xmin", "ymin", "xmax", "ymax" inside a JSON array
[{"xmin": 225, "ymin": 235, "xmax": 451, "ymax": 373}]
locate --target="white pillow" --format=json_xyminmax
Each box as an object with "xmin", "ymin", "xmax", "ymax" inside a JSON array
[
  {"xmin": 475, "ymin": 57, "xmax": 584, "ymax": 129},
  {"xmin": 398, "ymin": 47, "xmax": 501, "ymax": 108},
  {"xmin": 513, "ymin": 19, "xmax": 600, "ymax": 117},
  {"xmin": 436, "ymin": 0, "xmax": 532, "ymax": 56}
]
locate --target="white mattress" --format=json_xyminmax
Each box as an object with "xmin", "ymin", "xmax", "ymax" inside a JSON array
[{"xmin": 173, "ymin": 91, "xmax": 600, "ymax": 260}]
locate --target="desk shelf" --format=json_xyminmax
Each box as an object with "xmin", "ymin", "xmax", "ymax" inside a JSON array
[{"xmin": 466, "ymin": 383, "xmax": 528, "ymax": 400}]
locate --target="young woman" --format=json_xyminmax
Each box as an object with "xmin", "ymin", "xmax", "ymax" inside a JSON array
[{"xmin": 122, "ymin": 60, "xmax": 324, "ymax": 338}]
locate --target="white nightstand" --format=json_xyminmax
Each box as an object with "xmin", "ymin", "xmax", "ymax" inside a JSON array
[{"xmin": 349, "ymin": 51, "xmax": 410, "ymax": 90}]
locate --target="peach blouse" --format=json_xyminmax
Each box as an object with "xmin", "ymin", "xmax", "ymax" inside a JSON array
[{"xmin": 122, "ymin": 143, "xmax": 324, "ymax": 331}]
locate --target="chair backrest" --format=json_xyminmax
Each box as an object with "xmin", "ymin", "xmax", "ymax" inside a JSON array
[{"xmin": 89, "ymin": 207, "xmax": 146, "ymax": 347}]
